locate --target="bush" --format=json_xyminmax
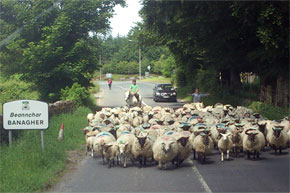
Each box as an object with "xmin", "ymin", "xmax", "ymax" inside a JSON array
[
  {"xmin": 60, "ymin": 83, "xmax": 89, "ymax": 107},
  {"xmin": 0, "ymin": 74, "xmax": 40, "ymax": 104},
  {"xmin": 248, "ymin": 101, "xmax": 287, "ymax": 120}
]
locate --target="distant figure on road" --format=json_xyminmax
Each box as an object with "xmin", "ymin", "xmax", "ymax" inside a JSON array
[
  {"xmin": 129, "ymin": 79, "xmax": 139, "ymax": 102},
  {"xmin": 189, "ymin": 88, "xmax": 209, "ymax": 103},
  {"xmin": 108, "ymin": 78, "xmax": 112, "ymax": 90}
]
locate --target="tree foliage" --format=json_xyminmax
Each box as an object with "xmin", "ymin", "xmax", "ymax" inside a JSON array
[
  {"xmin": 140, "ymin": 0, "xmax": 289, "ymax": 106},
  {"xmin": 0, "ymin": 0, "xmax": 125, "ymax": 102}
]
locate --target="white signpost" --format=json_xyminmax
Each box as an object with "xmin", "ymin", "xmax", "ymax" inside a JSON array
[{"xmin": 3, "ymin": 100, "xmax": 49, "ymax": 149}]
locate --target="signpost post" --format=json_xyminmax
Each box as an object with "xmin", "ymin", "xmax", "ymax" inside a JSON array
[{"xmin": 3, "ymin": 100, "xmax": 49, "ymax": 150}]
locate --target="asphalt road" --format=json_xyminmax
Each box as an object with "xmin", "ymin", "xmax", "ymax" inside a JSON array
[{"xmin": 49, "ymin": 81, "xmax": 289, "ymax": 193}]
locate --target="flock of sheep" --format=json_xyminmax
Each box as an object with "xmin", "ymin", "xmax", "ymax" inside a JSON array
[{"xmin": 83, "ymin": 103, "xmax": 290, "ymax": 169}]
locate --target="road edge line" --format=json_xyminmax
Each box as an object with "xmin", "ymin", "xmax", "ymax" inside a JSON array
[{"xmin": 192, "ymin": 166, "xmax": 213, "ymax": 193}]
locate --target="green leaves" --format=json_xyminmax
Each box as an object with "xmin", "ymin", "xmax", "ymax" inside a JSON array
[{"xmin": 0, "ymin": 0, "xmax": 125, "ymax": 103}]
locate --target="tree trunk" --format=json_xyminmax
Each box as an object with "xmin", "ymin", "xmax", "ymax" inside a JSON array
[
  {"xmin": 275, "ymin": 76, "xmax": 289, "ymax": 108},
  {"xmin": 220, "ymin": 69, "xmax": 230, "ymax": 86},
  {"xmin": 230, "ymin": 69, "xmax": 241, "ymax": 90}
]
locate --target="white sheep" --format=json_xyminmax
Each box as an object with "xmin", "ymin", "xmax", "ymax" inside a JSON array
[
  {"xmin": 152, "ymin": 135, "xmax": 179, "ymax": 170},
  {"xmin": 84, "ymin": 130, "xmax": 98, "ymax": 157},
  {"xmin": 103, "ymin": 141, "xmax": 120, "ymax": 168},
  {"xmin": 117, "ymin": 133, "xmax": 135, "ymax": 168},
  {"xmin": 266, "ymin": 126, "xmax": 288, "ymax": 154},
  {"xmin": 87, "ymin": 113, "xmax": 94, "ymax": 123},
  {"xmin": 192, "ymin": 131, "xmax": 214, "ymax": 163},
  {"xmin": 218, "ymin": 133, "xmax": 233, "ymax": 162},
  {"xmin": 93, "ymin": 131, "xmax": 116, "ymax": 164},
  {"xmin": 242, "ymin": 129, "xmax": 266, "ymax": 159},
  {"xmin": 131, "ymin": 131, "xmax": 154, "ymax": 168}
]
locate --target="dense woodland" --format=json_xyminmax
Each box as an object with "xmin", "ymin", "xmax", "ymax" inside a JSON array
[{"xmin": 0, "ymin": 0, "xmax": 289, "ymax": 109}]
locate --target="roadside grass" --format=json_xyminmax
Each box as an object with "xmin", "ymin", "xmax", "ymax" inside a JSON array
[
  {"xmin": 0, "ymin": 106, "xmax": 89, "ymax": 193},
  {"xmin": 141, "ymin": 76, "xmax": 171, "ymax": 83}
]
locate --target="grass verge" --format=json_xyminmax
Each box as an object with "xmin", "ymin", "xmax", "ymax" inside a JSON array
[
  {"xmin": 0, "ymin": 106, "xmax": 89, "ymax": 192},
  {"xmin": 140, "ymin": 76, "xmax": 171, "ymax": 83}
]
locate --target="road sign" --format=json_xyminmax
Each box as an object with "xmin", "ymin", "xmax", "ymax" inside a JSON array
[{"xmin": 3, "ymin": 100, "xmax": 49, "ymax": 130}]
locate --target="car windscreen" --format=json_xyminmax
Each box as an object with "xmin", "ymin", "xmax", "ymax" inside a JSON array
[{"xmin": 157, "ymin": 85, "xmax": 173, "ymax": 90}]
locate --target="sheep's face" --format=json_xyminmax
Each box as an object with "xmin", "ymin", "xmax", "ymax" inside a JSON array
[
  {"xmin": 247, "ymin": 133, "xmax": 258, "ymax": 142},
  {"xmin": 178, "ymin": 137, "xmax": 189, "ymax": 147},
  {"xmin": 138, "ymin": 137, "xmax": 147, "ymax": 148},
  {"xmin": 118, "ymin": 142, "xmax": 128, "ymax": 155},
  {"xmin": 231, "ymin": 132, "xmax": 241, "ymax": 143},
  {"xmin": 201, "ymin": 134, "xmax": 210, "ymax": 145},
  {"xmin": 257, "ymin": 123, "xmax": 267, "ymax": 133},
  {"xmin": 273, "ymin": 127, "xmax": 283, "ymax": 138},
  {"xmin": 221, "ymin": 133, "xmax": 231, "ymax": 140},
  {"xmin": 102, "ymin": 144, "xmax": 113, "ymax": 155},
  {"xmin": 161, "ymin": 142, "xmax": 174, "ymax": 153},
  {"xmin": 167, "ymin": 120, "xmax": 175, "ymax": 125}
]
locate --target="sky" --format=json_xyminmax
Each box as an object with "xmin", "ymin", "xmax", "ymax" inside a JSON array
[{"xmin": 109, "ymin": 0, "xmax": 142, "ymax": 37}]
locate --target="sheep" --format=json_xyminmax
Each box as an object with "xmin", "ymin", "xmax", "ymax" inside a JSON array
[
  {"xmin": 93, "ymin": 131, "xmax": 116, "ymax": 164},
  {"xmin": 87, "ymin": 113, "xmax": 94, "ymax": 123},
  {"xmin": 266, "ymin": 126, "xmax": 288, "ymax": 154},
  {"xmin": 103, "ymin": 141, "xmax": 120, "ymax": 168},
  {"xmin": 173, "ymin": 131, "xmax": 192, "ymax": 167},
  {"xmin": 218, "ymin": 133, "xmax": 233, "ymax": 161},
  {"xmin": 192, "ymin": 131, "xmax": 214, "ymax": 163},
  {"xmin": 152, "ymin": 135, "xmax": 179, "ymax": 170},
  {"xmin": 287, "ymin": 129, "xmax": 290, "ymax": 148},
  {"xmin": 231, "ymin": 129, "xmax": 243, "ymax": 157},
  {"xmin": 131, "ymin": 131, "xmax": 154, "ymax": 168},
  {"xmin": 84, "ymin": 131, "xmax": 98, "ymax": 156},
  {"xmin": 242, "ymin": 129, "xmax": 266, "ymax": 160},
  {"xmin": 117, "ymin": 133, "xmax": 135, "ymax": 168}
]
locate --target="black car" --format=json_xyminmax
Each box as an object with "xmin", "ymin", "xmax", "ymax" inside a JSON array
[{"xmin": 153, "ymin": 83, "xmax": 177, "ymax": 102}]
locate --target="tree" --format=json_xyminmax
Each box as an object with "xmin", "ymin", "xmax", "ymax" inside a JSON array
[{"xmin": 0, "ymin": 0, "xmax": 125, "ymax": 101}]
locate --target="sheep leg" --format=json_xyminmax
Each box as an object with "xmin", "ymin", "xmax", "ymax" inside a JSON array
[
  {"xmin": 221, "ymin": 152, "xmax": 224, "ymax": 162},
  {"xmin": 102, "ymin": 155, "xmax": 105, "ymax": 164},
  {"xmin": 91, "ymin": 149, "xmax": 94, "ymax": 158},
  {"xmin": 85, "ymin": 145, "xmax": 88, "ymax": 155},
  {"xmin": 226, "ymin": 150, "xmax": 230, "ymax": 160},
  {"xmin": 124, "ymin": 157, "xmax": 127, "ymax": 168},
  {"xmin": 158, "ymin": 161, "xmax": 162, "ymax": 169},
  {"xmin": 138, "ymin": 155, "xmax": 142, "ymax": 168},
  {"xmin": 108, "ymin": 159, "xmax": 112, "ymax": 168},
  {"xmin": 257, "ymin": 151, "xmax": 260, "ymax": 159},
  {"xmin": 202, "ymin": 154, "xmax": 206, "ymax": 164},
  {"xmin": 279, "ymin": 147, "xmax": 282, "ymax": 154},
  {"xmin": 143, "ymin": 157, "xmax": 147, "ymax": 167},
  {"xmin": 179, "ymin": 159, "xmax": 184, "ymax": 166},
  {"xmin": 247, "ymin": 151, "xmax": 251, "ymax": 159},
  {"xmin": 193, "ymin": 150, "xmax": 196, "ymax": 160},
  {"xmin": 273, "ymin": 145, "xmax": 277, "ymax": 154}
]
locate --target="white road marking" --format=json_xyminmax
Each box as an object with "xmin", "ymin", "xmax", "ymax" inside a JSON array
[{"xmin": 192, "ymin": 166, "xmax": 213, "ymax": 193}]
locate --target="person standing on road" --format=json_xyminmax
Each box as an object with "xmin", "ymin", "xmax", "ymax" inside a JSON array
[
  {"xmin": 108, "ymin": 78, "xmax": 112, "ymax": 90},
  {"xmin": 189, "ymin": 88, "xmax": 209, "ymax": 103},
  {"xmin": 129, "ymin": 79, "xmax": 139, "ymax": 101}
]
